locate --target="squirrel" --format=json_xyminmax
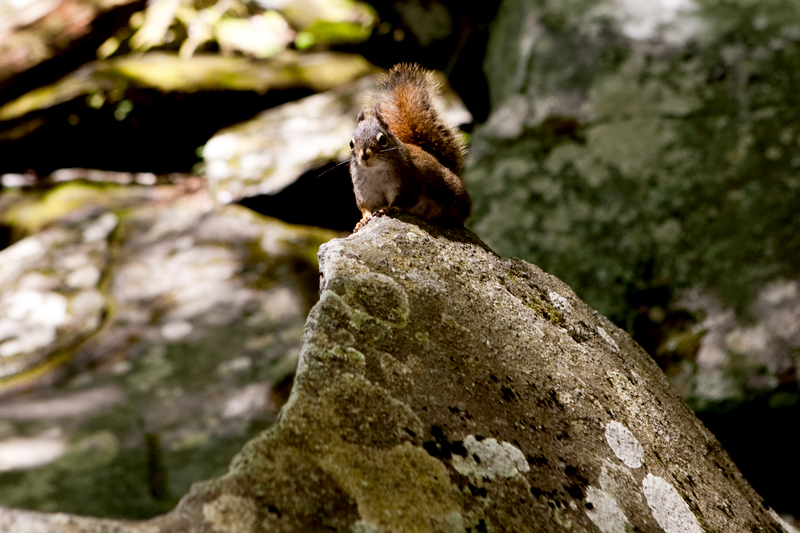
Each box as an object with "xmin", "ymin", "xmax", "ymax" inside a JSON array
[{"xmin": 349, "ymin": 63, "xmax": 472, "ymax": 232}]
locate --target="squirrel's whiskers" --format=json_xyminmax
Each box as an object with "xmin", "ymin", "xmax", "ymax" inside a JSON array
[{"xmin": 315, "ymin": 158, "xmax": 351, "ymax": 179}]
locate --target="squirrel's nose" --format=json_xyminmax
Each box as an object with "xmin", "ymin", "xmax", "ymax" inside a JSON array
[{"xmin": 359, "ymin": 149, "xmax": 371, "ymax": 161}]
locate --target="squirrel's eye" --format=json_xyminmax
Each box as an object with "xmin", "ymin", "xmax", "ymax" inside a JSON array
[
  {"xmin": 350, "ymin": 139, "xmax": 354, "ymax": 149},
  {"xmin": 376, "ymin": 133, "xmax": 387, "ymax": 146}
]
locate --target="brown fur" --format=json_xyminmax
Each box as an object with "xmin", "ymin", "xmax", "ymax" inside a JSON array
[
  {"xmin": 349, "ymin": 64, "xmax": 471, "ymax": 232},
  {"xmin": 376, "ymin": 63, "xmax": 466, "ymax": 175}
]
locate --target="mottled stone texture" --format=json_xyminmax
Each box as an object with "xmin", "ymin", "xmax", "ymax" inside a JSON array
[
  {"xmin": 1, "ymin": 215, "xmax": 790, "ymax": 532},
  {"xmin": 0, "ymin": 181, "xmax": 334, "ymax": 519},
  {"xmin": 468, "ymin": 0, "xmax": 800, "ymax": 351},
  {"xmin": 466, "ymin": 0, "xmax": 800, "ymax": 517}
]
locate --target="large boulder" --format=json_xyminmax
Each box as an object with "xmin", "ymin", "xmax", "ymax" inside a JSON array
[{"xmin": 0, "ymin": 215, "xmax": 790, "ymax": 532}]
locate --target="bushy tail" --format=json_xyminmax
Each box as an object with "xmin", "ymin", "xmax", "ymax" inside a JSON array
[{"xmin": 378, "ymin": 63, "xmax": 466, "ymax": 175}]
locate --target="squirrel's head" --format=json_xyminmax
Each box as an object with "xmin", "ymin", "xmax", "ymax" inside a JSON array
[{"xmin": 350, "ymin": 107, "xmax": 401, "ymax": 168}]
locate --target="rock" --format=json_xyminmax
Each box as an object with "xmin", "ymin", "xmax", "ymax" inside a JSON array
[
  {"xmin": 0, "ymin": 214, "xmax": 788, "ymax": 532},
  {"xmin": 664, "ymin": 282, "xmax": 800, "ymax": 409},
  {"xmin": 0, "ymin": 178, "xmax": 161, "ymax": 241},
  {"xmin": 0, "ymin": 179, "xmax": 337, "ymax": 518},
  {"xmin": 654, "ymin": 281, "xmax": 800, "ymax": 517},
  {"xmin": 465, "ymin": 1, "xmax": 800, "ymax": 515},
  {"xmin": 467, "ymin": 0, "xmax": 800, "ymax": 330},
  {"xmin": 203, "ymin": 74, "xmax": 378, "ymax": 204},
  {"xmin": 0, "ymin": 210, "xmax": 114, "ymax": 380}
]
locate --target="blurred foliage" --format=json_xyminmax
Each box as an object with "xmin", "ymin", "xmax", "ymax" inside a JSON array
[
  {"xmin": 468, "ymin": 0, "xmax": 800, "ymax": 330},
  {"xmin": 96, "ymin": 0, "xmax": 376, "ymax": 60},
  {"xmin": 0, "ymin": 51, "xmax": 376, "ymax": 123}
]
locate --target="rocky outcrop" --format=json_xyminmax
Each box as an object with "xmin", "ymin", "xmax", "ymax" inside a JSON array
[{"xmin": 1, "ymin": 215, "xmax": 790, "ymax": 532}]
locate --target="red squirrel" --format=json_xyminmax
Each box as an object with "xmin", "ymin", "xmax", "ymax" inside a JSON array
[{"xmin": 349, "ymin": 64, "xmax": 472, "ymax": 232}]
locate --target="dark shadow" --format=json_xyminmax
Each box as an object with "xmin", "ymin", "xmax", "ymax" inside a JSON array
[
  {"xmin": 0, "ymin": 87, "xmax": 315, "ymax": 176},
  {"xmin": 698, "ymin": 388, "xmax": 800, "ymax": 515},
  {"xmin": 238, "ymin": 161, "xmax": 361, "ymax": 232}
]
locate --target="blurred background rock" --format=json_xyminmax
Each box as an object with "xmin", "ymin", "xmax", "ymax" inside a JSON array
[{"xmin": 0, "ymin": 0, "xmax": 797, "ymax": 526}]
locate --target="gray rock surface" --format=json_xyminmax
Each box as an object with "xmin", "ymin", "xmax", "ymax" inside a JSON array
[
  {"xmin": 0, "ymin": 211, "xmax": 113, "ymax": 379},
  {"xmin": 1, "ymin": 215, "xmax": 788, "ymax": 532},
  {"xmin": 0, "ymin": 179, "xmax": 337, "ymax": 519}
]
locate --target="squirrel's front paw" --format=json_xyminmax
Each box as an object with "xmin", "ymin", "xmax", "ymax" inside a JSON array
[{"xmin": 353, "ymin": 214, "xmax": 372, "ymax": 233}]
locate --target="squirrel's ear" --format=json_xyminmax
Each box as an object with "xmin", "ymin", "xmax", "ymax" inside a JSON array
[
  {"xmin": 373, "ymin": 106, "xmax": 390, "ymax": 129},
  {"xmin": 356, "ymin": 109, "xmax": 365, "ymax": 122}
]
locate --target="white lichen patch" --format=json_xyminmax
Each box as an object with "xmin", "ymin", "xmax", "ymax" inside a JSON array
[
  {"xmin": 549, "ymin": 291, "xmax": 573, "ymax": 312},
  {"xmin": 584, "ymin": 486, "xmax": 630, "ymax": 533},
  {"xmin": 605, "ymin": 421, "xmax": 643, "ymax": 468},
  {"xmin": 451, "ymin": 435, "xmax": 529, "ymax": 479},
  {"xmin": 642, "ymin": 474, "xmax": 703, "ymax": 533},
  {"xmin": 597, "ymin": 327, "xmax": 619, "ymax": 351}
]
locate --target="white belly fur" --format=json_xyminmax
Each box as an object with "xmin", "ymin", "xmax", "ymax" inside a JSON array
[{"xmin": 353, "ymin": 164, "xmax": 399, "ymax": 211}]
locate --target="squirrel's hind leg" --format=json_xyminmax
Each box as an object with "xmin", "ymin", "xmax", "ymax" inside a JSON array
[{"xmin": 373, "ymin": 206, "xmax": 401, "ymax": 218}]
